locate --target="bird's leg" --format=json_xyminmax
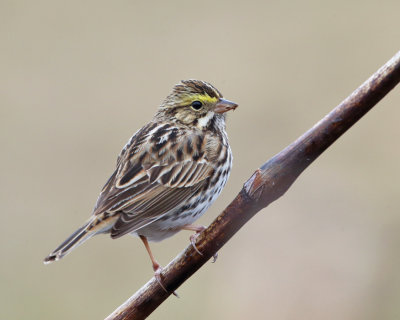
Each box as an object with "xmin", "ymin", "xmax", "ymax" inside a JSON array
[
  {"xmin": 181, "ymin": 225, "xmax": 218, "ymax": 263},
  {"xmin": 139, "ymin": 235, "xmax": 178, "ymax": 297}
]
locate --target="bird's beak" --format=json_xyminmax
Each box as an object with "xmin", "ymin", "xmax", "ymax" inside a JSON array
[{"xmin": 214, "ymin": 98, "xmax": 238, "ymax": 114}]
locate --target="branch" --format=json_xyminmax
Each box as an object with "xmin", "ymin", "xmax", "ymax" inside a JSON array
[{"xmin": 106, "ymin": 51, "xmax": 400, "ymax": 320}]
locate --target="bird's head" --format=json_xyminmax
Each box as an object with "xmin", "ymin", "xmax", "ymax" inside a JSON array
[{"xmin": 157, "ymin": 80, "xmax": 238, "ymax": 129}]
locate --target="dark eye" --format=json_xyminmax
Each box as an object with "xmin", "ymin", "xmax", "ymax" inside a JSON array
[{"xmin": 191, "ymin": 100, "xmax": 203, "ymax": 110}]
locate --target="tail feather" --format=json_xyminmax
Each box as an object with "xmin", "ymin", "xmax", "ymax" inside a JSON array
[{"xmin": 43, "ymin": 220, "xmax": 94, "ymax": 264}]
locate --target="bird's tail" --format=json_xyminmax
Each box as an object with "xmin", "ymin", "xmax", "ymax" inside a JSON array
[{"xmin": 43, "ymin": 218, "xmax": 97, "ymax": 264}]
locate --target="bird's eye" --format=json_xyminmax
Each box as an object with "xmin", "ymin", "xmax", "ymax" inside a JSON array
[{"xmin": 191, "ymin": 100, "xmax": 203, "ymax": 111}]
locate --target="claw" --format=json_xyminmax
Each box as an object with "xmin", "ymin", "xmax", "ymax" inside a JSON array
[
  {"xmin": 189, "ymin": 231, "xmax": 218, "ymax": 263},
  {"xmin": 190, "ymin": 233, "xmax": 204, "ymax": 256},
  {"xmin": 184, "ymin": 225, "xmax": 219, "ymax": 263},
  {"xmin": 154, "ymin": 266, "xmax": 179, "ymax": 298}
]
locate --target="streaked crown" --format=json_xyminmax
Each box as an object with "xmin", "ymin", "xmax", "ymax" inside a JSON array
[{"xmin": 161, "ymin": 80, "xmax": 223, "ymax": 108}]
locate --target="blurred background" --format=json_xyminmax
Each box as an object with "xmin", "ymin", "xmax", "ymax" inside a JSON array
[{"xmin": 1, "ymin": 1, "xmax": 400, "ymax": 319}]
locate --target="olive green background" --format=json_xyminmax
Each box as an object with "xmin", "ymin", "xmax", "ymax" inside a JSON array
[{"xmin": 1, "ymin": 1, "xmax": 400, "ymax": 319}]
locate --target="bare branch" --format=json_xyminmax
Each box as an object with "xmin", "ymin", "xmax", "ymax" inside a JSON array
[{"xmin": 106, "ymin": 51, "xmax": 400, "ymax": 320}]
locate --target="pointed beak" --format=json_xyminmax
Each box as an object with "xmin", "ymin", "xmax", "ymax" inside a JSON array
[{"xmin": 214, "ymin": 98, "xmax": 238, "ymax": 114}]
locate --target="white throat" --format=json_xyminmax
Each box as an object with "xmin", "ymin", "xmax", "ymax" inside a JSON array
[{"xmin": 197, "ymin": 111, "xmax": 215, "ymax": 129}]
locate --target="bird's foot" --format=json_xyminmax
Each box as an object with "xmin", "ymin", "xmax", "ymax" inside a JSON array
[
  {"xmin": 154, "ymin": 265, "xmax": 179, "ymax": 298},
  {"xmin": 188, "ymin": 226, "xmax": 218, "ymax": 263}
]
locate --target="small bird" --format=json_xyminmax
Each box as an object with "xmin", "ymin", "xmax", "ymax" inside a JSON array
[{"xmin": 44, "ymin": 80, "xmax": 237, "ymax": 289}]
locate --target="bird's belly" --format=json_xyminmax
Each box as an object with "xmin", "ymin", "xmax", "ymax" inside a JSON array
[{"xmin": 134, "ymin": 179, "xmax": 227, "ymax": 242}]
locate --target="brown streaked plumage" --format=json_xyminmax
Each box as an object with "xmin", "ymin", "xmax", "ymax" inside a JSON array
[{"xmin": 44, "ymin": 80, "xmax": 237, "ymax": 290}]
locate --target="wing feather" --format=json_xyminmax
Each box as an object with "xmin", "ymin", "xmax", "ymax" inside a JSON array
[
  {"xmin": 109, "ymin": 161, "xmax": 212, "ymax": 238},
  {"xmin": 91, "ymin": 123, "xmax": 216, "ymax": 238},
  {"xmin": 111, "ymin": 183, "xmax": 204, "ymax": 237}
]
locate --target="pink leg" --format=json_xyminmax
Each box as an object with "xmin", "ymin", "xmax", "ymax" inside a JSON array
[{"xmin": 139, "ymin": 235, "xmax": 178, "ymax": 297}]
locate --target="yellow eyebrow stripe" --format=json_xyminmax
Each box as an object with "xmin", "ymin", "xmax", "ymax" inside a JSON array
[{"xmin": 181, "ymin": 94, "xmax": 219, "ymax": 105}]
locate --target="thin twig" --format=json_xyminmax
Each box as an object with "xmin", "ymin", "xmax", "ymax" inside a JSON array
[{"xmin": 106, "ymin": 51, "xmax": 400, "ymax": 320}]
